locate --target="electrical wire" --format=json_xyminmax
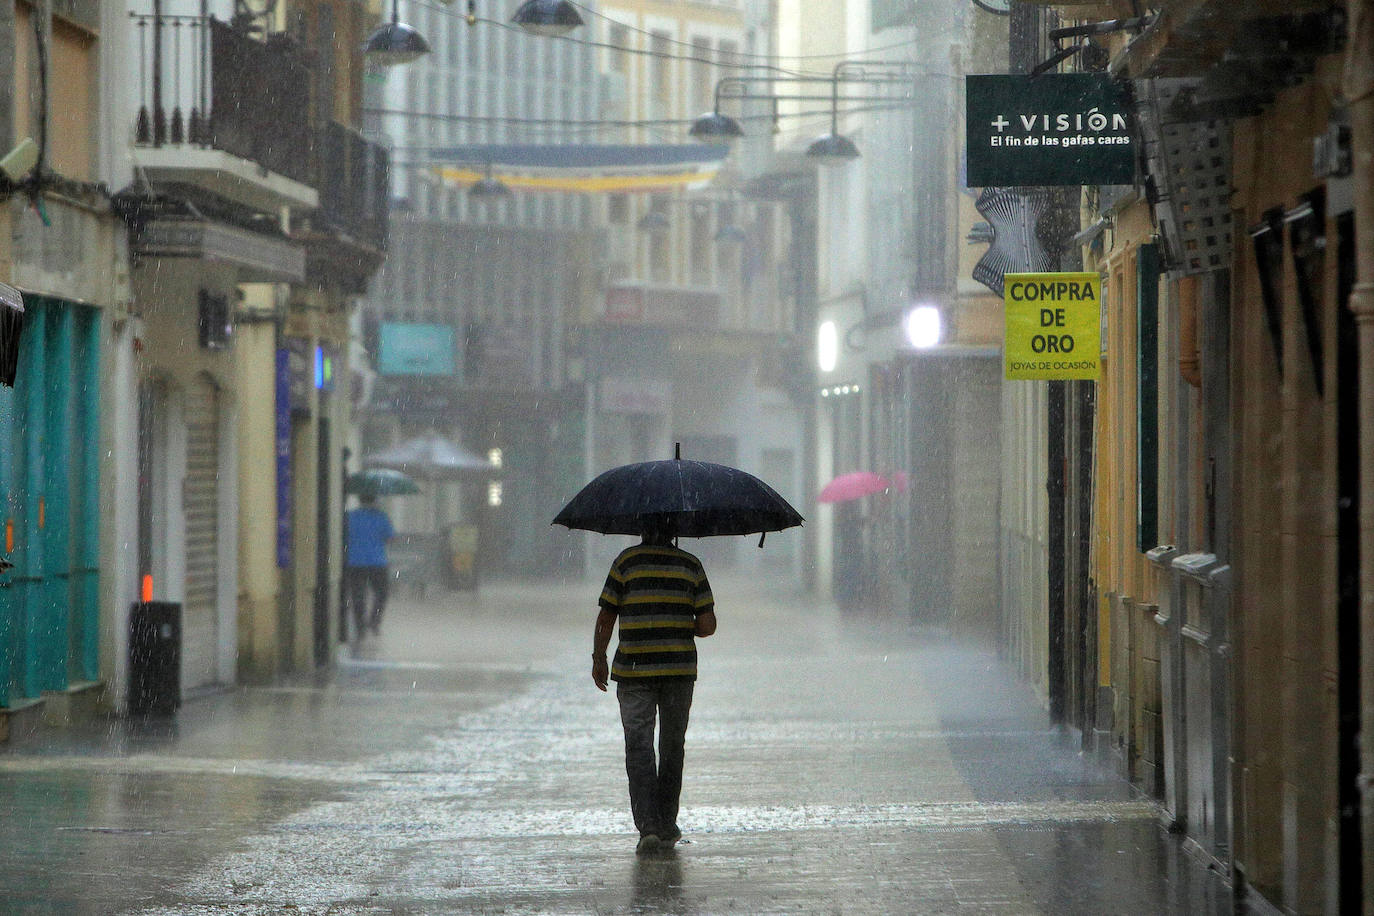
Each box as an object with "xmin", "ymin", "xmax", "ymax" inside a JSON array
[
  {"xmin": 379, "ymin": 100, "xmax": 916, "ymax": 151},
  {"xmin": 368, "ymin": 99, "xmax": 914, "ymax": 138},
  {"xmin": 563, "ymin": 1, "xmax": 926, "ymax": 64},
  {"xmin": 457, "ymin": 12, "xmax": 814, "ymax": 77},
  {"xmin": 403, "ymin": 0, "xmax": 921, "ymax": 79}
]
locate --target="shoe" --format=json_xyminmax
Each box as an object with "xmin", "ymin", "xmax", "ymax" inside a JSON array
[
  {"xmin": 635, "ymin": 834, "xmax": 660, "ymax": 855},
  {"xmin": 661, "ymin": 826, "xmax": 682, "ymax": 846}
]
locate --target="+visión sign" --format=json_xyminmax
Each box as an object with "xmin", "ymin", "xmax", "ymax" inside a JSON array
[
  {"xmin": 1003, "ymin": 272, "xmax": 1102, "ymax": 381},
  {"xmin": 965, "ymin": 73, "xmax": 1135, "ymax": 187}
]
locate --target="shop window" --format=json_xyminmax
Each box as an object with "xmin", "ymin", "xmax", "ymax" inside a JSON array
[{"xmin": 198, "ymin": 290, "xmax": 231, "ymax": 350}]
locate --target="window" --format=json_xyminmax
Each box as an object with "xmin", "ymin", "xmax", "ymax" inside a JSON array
[
  {"xmin": 609, "ymin": 194, "xmax": 629, "ymax": 224},
  {"xmin": 872, "ymin": 0, "xmax": 917, "ymax": 32},
  {"xmin": 651, "ymin": 31, "xmax": 672, "ymax": 105},
  {"xmin": 690, "ymin": 204, "xmax": 712, "ymax": 286},
  {"xmin": 198, "ymin": 290, "xmax": 232, "ymax": 350},
  {"xmin": 691, "ymin": 37, "xmax": 713, "ymax": 114},
  {"xmin": 717, "ymin": 38, "xmax": 738, "ymax": 70},
  {"xmin": 609, "ymin": 25, "xmax": 630, "ymax": 73},
  {"xmin": 649, "ymin": 202, "xmax": 672, "ymax": 283}
]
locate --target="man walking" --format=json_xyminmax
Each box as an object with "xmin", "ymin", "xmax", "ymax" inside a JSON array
[
  {"xmin": 592, "ymin": 521, "xmax": 717, "ymax": 855},
  {"xmin": 345, "ymin": 493, "xmax": 394, "ymax": 637}
]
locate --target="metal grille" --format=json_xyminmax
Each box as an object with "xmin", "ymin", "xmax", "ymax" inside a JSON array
[
  {"xmin": 182, "ymin": 377, "xmax": 221, "ymax": 690},
  {"xmin": 1138, "ymin": 79, "xmax": 1233, "ymax": 275}
]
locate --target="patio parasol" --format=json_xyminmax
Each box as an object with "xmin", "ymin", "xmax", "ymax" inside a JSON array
[{"xmin": 365, "ymin": 431, "xmax": 500, "ymax": 479}]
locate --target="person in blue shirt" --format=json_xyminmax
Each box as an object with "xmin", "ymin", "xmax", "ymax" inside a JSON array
[{"xmin": 345, "ymin": 494, "xmax": 395, "ymax": 637}]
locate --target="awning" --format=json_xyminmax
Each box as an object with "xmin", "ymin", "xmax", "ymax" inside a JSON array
[
  {"xmin": 429, "ymin": 143, "xmax": 730, "ymax": 194},
  {"xmin": 133, "ymin": 217, "xmax": 306, "ymax": 283}
]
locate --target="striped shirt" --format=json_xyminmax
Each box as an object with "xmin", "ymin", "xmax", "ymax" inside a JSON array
[{"xmin": 599, "ymin": 544, "xmax": 714, "ymax": 682}]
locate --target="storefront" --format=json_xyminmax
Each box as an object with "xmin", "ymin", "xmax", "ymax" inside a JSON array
[{"xmin": 0, "ymin": 298, "xmax": 102, "ymax": 708}]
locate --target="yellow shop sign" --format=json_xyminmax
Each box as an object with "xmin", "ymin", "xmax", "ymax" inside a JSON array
[{"xmin": 1003, "ymin": 272, "xmax": 1102, "ymax": 381}]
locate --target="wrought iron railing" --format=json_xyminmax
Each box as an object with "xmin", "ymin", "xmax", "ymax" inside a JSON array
[
  {"xmin": 130, "ymin": 14, "xmax": 313, "ymax": 186},
  {"xmin": 314, "ymin": 122, "xmax": 390, "ymax": 251}
]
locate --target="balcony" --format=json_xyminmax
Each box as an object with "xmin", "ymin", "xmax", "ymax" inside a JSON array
[
  {"xmin": 129, "ymin": 15, "xmax": 318, "ymax": 212},
  {"xmin": 294, "ymin": 122, "xmax": 390, "ymax": 286}
]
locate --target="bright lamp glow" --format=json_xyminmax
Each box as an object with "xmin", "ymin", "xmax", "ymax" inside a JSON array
[
  {"xmin": 818, "ymin": 321, "xmax": 838, "ymax": 372},
  {"xmin": 905, "ymin": 306, "xmax": 942, "ymax": 349}
]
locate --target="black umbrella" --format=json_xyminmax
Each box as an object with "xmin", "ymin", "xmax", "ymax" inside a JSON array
[{"xmin": 553, "ymin": 452, "xmax": 803, "ymax": 541}]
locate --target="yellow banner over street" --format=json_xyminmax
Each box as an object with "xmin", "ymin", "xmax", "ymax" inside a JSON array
[{"xmin": 1003, "ymin": 272, "xmax": 1102, "ymax": 381}]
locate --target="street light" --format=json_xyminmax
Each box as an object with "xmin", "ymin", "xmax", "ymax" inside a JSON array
[
  {"xmin": 511, "ymin": 0, "xmax": 584, "ymax": 37},
  {"xmin": 633, "ymin": 193, "xmax": 754, "ymax": 242},
  {"xmin": 690, "ymin": 62, "xmax": 914, "ymax": 164},
  {"xmin": 688, "ymin": 110, "xmax": 745, "ymax": 143},
  {"xmin": 363, "ymin": 0, "xmax": 431, "ymax": 65},
  {"xmin": 468, "ymin": 162, "xmax": 513, "ymax": 199},
  {"xmin": 904, "ymin": 305, "xmax": 943, "ymax": 349},
  {"xmin": 806, "ymin": 132, "xmax": 862, "ymax": 166},
  {"xmin": 367, "ymin": 0, "xmax": 584, "ymax": 65}
]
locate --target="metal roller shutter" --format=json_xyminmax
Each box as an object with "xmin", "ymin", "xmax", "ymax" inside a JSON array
[{"xmin": 182, "ymin": 377, "xmax": 220, "ymax": 690}]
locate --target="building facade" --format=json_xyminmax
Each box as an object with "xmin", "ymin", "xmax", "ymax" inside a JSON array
[
  {"xmin": 1003, "ymin": 1, "xmax": 1374, "ymax": 910},
  {"xmin": 360, "ymin": 3, "xmax": 600, "ymax": 581},
  {"xmin": 784, "ymin": 0, "xmax": 1005, "ymax": 624},
  {"xmin": 0, "ymin": 0, "xmax": 128, "ymax": 727},
  {"xmin": 585, "ymin": 0, "xmax": 806, "ymax": 582},
  {"xmin": 1, "ymin": 0, "xmax": 388, "ymax": 734}
]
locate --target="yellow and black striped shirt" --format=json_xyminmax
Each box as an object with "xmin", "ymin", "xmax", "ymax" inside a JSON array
[{"xmin": 599, "ymin": 544, "xmax": 714, "ymax": 681}]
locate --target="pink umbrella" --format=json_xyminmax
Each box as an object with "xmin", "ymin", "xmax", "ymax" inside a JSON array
[{"xmin": 818, "ymin": 471, "xmax": 894, "ymax": 503}]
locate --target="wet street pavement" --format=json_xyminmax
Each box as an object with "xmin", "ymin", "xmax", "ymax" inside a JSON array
[{"xmin": 0, "ymin": 575, "xmax": 1227, "ymax": 914}]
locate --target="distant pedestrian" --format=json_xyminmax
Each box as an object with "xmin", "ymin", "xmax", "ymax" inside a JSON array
[
  {"xmin": 591, "ymin": 519, "xmax": 717, "ymax": 855},
  {"xmin": 345, "ymin": 494, "xmax": 395, "ymax": 637}
]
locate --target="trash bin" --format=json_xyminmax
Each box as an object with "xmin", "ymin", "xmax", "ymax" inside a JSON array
[{"xmin": 129, "ymin": 601, "xmax": 181, "ymax": 715}]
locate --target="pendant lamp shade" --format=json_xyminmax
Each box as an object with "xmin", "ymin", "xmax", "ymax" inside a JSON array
[
  {"xmin": 512, "ymin": 0, "xmax": 584, "ymax": 36},
  {"xmin": 689, "ymin": 111, "xmax": 745, "ymax": 142},
  {"xmin": 806, "ymin": 132, "xmax": 861, "ymax": 165},
  {"xmin": 469, "ymin": 175, "xmax": 512, "ymax": 199},
  {"xmin": 363, "ymin": 19, "xmax": 430, "ymax": 65}
]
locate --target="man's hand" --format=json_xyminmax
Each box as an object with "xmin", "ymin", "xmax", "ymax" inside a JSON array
[
  {"xmin": 592, "ymin": 608, "xmax": 617, "ymax": 691},
  {"xmin": 695, "ymin": 610, "xmax": 717, "ymax": 637}
]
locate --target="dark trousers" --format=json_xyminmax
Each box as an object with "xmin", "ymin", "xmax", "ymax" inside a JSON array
[
  {"xmin": 345, "ymin": 565, "xmax": 389, "ymax": 634},
  {"xmin": 616, "ymin": 679, "xmax": 695, "ymax": 838}
]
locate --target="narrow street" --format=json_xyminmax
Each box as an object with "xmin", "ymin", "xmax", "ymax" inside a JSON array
[{"xmin": 2, "ymin": 576, "xmax": 1225, "ymax": 914}]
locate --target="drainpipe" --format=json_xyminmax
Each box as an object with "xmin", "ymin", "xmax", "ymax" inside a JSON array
[{"xmin": 1346, "ymin": 0, "xmax": 1374, "ymax": 909}]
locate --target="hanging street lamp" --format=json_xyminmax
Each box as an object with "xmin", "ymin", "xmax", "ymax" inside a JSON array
[
  {"xmin": 363, "ymin": 0, "xmax": 430, "ymax": 65},
  {"xmin": 511, "ymin": 0, "xmax": 584, "ymax": 36}
]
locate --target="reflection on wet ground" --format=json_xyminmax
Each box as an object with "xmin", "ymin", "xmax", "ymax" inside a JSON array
[{"xmin": 0, "ymin": 577, "xmax": 1227, "ymax": 914}]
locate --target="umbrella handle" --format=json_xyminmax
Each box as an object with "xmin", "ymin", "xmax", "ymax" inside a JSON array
[{"xmin": 758, "ymin": 531, "xmax": 766, "ymax": 548}]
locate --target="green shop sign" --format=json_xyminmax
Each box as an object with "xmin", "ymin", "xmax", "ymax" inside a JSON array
[{"xmin": 965, "ymin": 73, "xmax": 1135, "ymax": 187}]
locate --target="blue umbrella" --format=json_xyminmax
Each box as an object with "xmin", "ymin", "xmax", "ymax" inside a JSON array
[{"xmin": 346, "ymin": 468, "xmax": 420, "ymax": 497}]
